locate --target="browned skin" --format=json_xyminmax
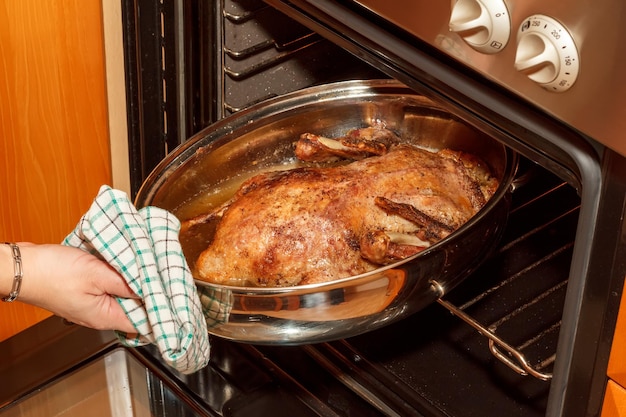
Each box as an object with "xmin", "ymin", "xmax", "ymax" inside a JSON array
[{"xmin": 193, "ymin": 137, "xmax": 499, "ymax": 287}]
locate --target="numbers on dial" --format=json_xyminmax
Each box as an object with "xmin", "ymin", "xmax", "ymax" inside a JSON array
[{"xmin": 515, "ymin": 15, "xmax": 580, "ymax": 92}]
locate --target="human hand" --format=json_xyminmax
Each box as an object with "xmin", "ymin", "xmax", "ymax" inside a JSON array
[{"xmin": 10, "ymin": 243, "xmax": 138, "ymax": 334}]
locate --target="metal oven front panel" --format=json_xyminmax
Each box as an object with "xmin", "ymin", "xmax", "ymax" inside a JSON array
[{"xmin": 352, "ymin": 0, "xmax": 626, "ymax": 158}]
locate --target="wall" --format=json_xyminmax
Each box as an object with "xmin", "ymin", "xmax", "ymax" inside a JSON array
[{"xmin": 0, "ymin": 1, "xmax": 112, "ymax": 341}]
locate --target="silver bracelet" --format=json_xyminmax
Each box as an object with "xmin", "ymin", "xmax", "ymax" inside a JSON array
[{"xmin": 2, "ymin": 243, "xmax": 23, "ymax": 302}]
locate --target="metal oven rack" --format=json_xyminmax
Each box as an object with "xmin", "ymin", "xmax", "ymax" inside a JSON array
[{"xmin": 220, "ymin": 0, "xmax": 384, "ymax": 118}]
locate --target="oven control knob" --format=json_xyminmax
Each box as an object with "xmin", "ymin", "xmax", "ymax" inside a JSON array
[
  {"xmin": 449, "ymin": 0, "xmax": 510, "ymax": 54},
  {"xmin": 514, "ymin": 15, "xmax": 580, "ymax": 92}
]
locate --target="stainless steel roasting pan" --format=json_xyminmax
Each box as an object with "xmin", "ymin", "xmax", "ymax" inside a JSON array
[{"xmin": 135, "ymin": 80, "xmax": 518, "ymax": 344}]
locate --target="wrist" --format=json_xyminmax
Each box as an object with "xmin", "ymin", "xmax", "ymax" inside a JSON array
[
  {"xmin": 11, "ymin": 243, "xmax": 42, "ymax": 305},
  {"xmin": 1, "ymin": 243, "xmax": 23, "ymax": 302}
]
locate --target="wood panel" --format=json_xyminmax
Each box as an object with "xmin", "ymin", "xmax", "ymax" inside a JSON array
[
  {"xmin": 602, "ymin": 381, "xmax": 626, "ymax": 417},
  {"xmin": 0, "ymin": 0, "xmax": 111, "ymax": 341},
  {"xmin": 606, "ymin": 278, "xmax": 626, "ymax": 415}
]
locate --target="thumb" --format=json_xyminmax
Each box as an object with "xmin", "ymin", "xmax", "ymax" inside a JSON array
[
  {"xmin": 107, "ymin": 298, "xmax": 139, "ymax": 334},
  {"xmin": 108, "ymin": 277, "xmax": 139, "ymax": 299},
  {"xmin": 99, "ymin": 265, "xmax": 139, "ymax": 299}
]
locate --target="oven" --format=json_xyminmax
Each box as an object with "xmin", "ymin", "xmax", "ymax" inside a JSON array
[
  {"xmin": 121, "ymin": 1, "xmax": 626, "ymax": 415},
  {"xmin": 2, "ymin": 1, "xmax": 626, "ymax": 416}
]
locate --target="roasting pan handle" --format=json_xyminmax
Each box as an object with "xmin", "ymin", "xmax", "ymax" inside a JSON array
[{"xmin": 430, "ymin": 281, "xmax": 552, "ymax": 381}]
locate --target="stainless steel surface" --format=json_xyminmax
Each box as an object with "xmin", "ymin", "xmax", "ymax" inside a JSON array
[
  {"xmin": 135, "ymin": 79, "xmax": 517, "ymax": 344},
  {"xmin": 354, "ymin": 0, "xmax": 626, "ymax": 156}
]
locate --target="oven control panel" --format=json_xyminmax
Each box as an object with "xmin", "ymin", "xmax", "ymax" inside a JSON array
[
  {"xmin": 450, "ymin": 5, "xmax": 581, "ymax": 93},
  {"xmin": 353, "ymin": 0, "xmax": 626, "ymax": 156}
]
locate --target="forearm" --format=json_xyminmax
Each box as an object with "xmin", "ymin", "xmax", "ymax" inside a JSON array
[
  {"xmin": 2, "ymin": 243, "xmax": 98, "ymax": 306},
  {"xmin": 1, "ymin": 243, "xmax": 82, "ymax": 307}
]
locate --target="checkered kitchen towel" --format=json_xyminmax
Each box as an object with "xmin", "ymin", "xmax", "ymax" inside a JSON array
[{"xmin": 63, "ymin": 185, "xmax": 230, "ymax": 374}]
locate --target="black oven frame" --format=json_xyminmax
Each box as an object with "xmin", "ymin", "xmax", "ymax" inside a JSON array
[{"xmin": 121, "ymin": 0, "xmax": 221, "ymax": 197}]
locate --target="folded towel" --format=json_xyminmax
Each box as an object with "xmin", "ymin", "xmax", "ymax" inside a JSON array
[{"xmin": 63, "ymin": 185, "xmax": 228, "ymax": 374}]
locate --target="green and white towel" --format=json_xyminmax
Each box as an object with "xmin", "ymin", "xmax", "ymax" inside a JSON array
[{"xmin": 63, "ymin": 185, "xmax": 228, "ymax": 374}]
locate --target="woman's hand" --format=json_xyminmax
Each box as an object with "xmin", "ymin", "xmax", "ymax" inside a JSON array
[{"xmin": 3, "ymin": 243, "xmax": 138, "ymax": 334}]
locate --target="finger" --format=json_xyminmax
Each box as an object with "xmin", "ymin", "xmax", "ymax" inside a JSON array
[
  {"xmin": 108, "ymin": 278, "xmax": 140, "ymax": 299},
  {"xmin": 108, "ymin": 300, "xmax": 138, "ymax": 333},
  {"xmin": 98, "ymin": 267, "xmax": 140, "ymax": 299}
]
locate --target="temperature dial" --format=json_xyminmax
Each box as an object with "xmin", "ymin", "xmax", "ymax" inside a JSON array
[
  {"xmin": 449, "ymin": 0, "xmax": 511, "ymax": 54},
  {"xmin": 514, "ymin": 15, "xmax": 580, "ymax": 92}
]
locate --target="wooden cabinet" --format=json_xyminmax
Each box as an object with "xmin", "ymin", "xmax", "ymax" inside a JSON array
[
  {"xmin": 603, "ymin": 381, "xmax": 626, "ymax": 417},
  {"xmin": 604, "ymin": 280, "xmax": 626, "ymax": 415},
  {"xmin": 0, "ymin": 1, "xmax": 115, "ymax": 341}
]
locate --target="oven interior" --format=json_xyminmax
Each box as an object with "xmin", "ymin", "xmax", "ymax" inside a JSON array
[
  {"xmin": 15, "ymin": 1, "xmax": 618, "ymax": 417},
  {"xmin": 129, "ymin": 159, "xmax": 579, "ymax": 417}
]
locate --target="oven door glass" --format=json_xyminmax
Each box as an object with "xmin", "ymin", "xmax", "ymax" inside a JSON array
[{"xmin": 0, "ymin": 348, "xmax": 198, "ymax": 417}]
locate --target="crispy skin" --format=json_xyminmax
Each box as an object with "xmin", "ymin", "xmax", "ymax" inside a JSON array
[{"xmin": 195, "ymin": 144, "xmax": 499, "ymax": 287}]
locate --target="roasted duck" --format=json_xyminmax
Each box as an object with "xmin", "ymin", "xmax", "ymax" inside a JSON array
[{"xmin": 186, "ymin": 126, "xmax": 499, "ymax": 287}]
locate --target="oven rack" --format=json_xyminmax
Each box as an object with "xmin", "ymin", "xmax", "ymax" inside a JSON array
[
  {"xmin": 221, "ymin": 0, "xmax": 383, "ymax": 117},
  {"xmin": 435, "ymin": 285, "xmax": 557, "ymax": 381},
  {"xmin": 430, "ymin": 176, "xmax": 578, "ymax": 382}
]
